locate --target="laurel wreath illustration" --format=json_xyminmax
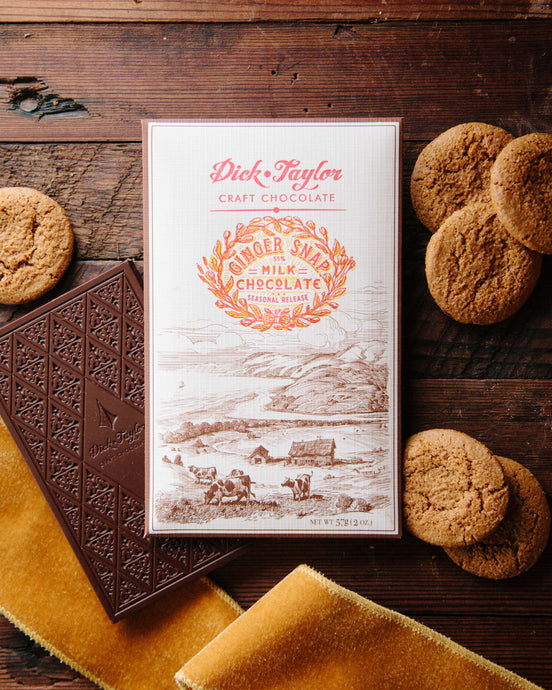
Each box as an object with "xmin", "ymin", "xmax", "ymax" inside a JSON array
[{"xmin": 197, "ymin": 216, "xmax": 356, "ymax": 332}]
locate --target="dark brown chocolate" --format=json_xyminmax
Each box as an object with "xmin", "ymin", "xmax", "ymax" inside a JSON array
[{"xmin": 0, "ymin": 261, "xmax": 248, "ymax": 621}]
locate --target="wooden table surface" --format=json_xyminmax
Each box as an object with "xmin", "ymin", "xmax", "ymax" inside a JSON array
[{"xmin": 0, "ymin": 3, "xmax": 551, "ymax": 688}]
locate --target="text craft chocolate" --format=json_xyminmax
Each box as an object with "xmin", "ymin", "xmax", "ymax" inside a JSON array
[
  {"xmin": 144, "ymin": 120, "xmax": 401, "ymax": 537},
  {"xmin": 0, "ymin": 262, "xmax": 248, "ymax": 621}
]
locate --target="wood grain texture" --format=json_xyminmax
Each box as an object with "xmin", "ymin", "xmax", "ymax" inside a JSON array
[
  {"xmin": 0, "ymin": 12, "xmax": 551, "ymax": 689},
  {"xmin": 0, "ymin": 145, "xmax": 143, "ymax": 259},
  {"xmin": 211, "ymin": 528, "xmax": 552, "ymax": 616},
  {"xmin": 402, "ymin": 256, "xmax": 552, "ymax": 379},
  {"xmin": 0, "ymin": 620, "xmax": 95, "ymax": 689},
  {"xmin": 0, "ymin": 0, "xmax": 550, "ymax": 23},
  {"xmin": 403, "ymin": 380, "xmax": 552, "ymax": 493},
  {"xmin": 0, "ymin": 22, "xmax": 550, "ymax": 141}
]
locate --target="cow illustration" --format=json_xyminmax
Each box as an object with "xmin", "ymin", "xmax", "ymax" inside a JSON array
[
  {"xmin": 204, "ymin": 475, "xmax": 256, "ymax": 505},
  {"xmin": 282, "ymin": 472, "xmax": 312, "ymax": 500},
  {"xmin": 229, "ymin": 468, "xmax": 245, "ymax": 477},
  {"xmin": 188, "ymin": 465, "xmax": 217, "ymax": 484}
]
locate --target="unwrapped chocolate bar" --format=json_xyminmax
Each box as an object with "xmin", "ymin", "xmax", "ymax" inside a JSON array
[{"xmin": 0, "ymin": 261, "xmax": 248, "ymax": 621}]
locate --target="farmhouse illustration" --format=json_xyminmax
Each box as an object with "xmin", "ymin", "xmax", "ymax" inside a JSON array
[
  {"xmin": 288, "ymin": 439, "xmax": 336, "ymax": 466},
  {"xmin": 248, "ymin": 445, "xmax": 272, "ymax": 464},
  {"xmin": 247, "ymin": 438, "xmax": 337, "ymax": 466}
]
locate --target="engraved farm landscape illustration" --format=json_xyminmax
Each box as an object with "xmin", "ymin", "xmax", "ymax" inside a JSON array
[{"xmin": 151, "ymin": 225, "xmax": 397, "ymax": 535}]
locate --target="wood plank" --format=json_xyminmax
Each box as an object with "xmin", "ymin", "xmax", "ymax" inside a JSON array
[
  {"xmin": 0, "ymin": 144, "xmax": 143, "ymax": 259},
  {"xmin": 0, "ymin": 1, "xmax": 550, "ymax": 23},
  {"xmin": 403, "ymin": 379, "xmax": 552, "ymax": 486},
  {"xmin": 211, "ymin": 528, "xmax": 552, "ymax": 615},
  {"xmin": 0, "ymin": 143, "xmax": 419, "ymax": 260},
  {"xmin": 0, "ymin": 618, "xmax": 95, "ymax": 688},
  {"xmin": 402, "ymin": 256, "xmax": 552, "ymax": 380},
  {"xmin": 0, "ymin": 22, "xmax": 550, "ymax": 141},
  {"xmin": 401, "ymin": 616, "xmax": 551, "ymax": 688}
]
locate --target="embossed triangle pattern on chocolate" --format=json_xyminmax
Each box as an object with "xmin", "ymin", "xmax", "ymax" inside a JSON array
[{"xmin": 0, "ymin": 261, "xmax": 249, "ymax": 621}]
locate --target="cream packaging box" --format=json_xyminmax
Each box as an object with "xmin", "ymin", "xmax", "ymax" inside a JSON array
[{"xmin": 144, "ymin": 119, "xmax": 401, "ymax": 537}]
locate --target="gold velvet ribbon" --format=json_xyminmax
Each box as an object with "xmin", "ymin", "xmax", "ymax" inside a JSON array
[
  {"xmin": 0, "ymin": 420, "xmax": 541, "ymax": 690},
  {"xmin": 177, "ymin": 564, "xmax": 541, "ymax": 690},
  {"xmin": 0, "ymin": 419, "xmax": 242, "ymax": 689}
]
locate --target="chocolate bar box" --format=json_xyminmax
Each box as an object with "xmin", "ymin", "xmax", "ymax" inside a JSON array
[{"xmin": 144, "ymin": 120, "xmax": 402, "ymax": 537}]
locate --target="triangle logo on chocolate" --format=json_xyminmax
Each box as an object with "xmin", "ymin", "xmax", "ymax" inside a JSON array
[
  {"xmin": 97, "ymin": 400, "xmax": 118, "ymax": 430},
  {"xmin": 83, "ymin": 379, "xmax": 145, "ymax": 499}
]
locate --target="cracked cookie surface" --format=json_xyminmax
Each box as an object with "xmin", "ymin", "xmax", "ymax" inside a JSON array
[
  {"xmin": 403, "ymin": 429, "xmax": 510, "ymax": 547},
  {"xmin": 444, "ymin": 456, "xmax": 550, "ymax": 579},
  {"xmin": 425, "ymin": 202, "xmax": 541, "ymax": 325},
  {"xmin": 490, "ymin": 132, "xmax": 552, "ymax": 254},
  {"xmin": 0, "ymin": 187, "xmax": 74, "ymax": 304},
  {"xmin": 411, "ymin": 122, "xmax": 513, "ymax": 233}
]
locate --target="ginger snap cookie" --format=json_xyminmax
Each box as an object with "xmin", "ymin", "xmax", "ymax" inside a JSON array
[
  {"xmin": 425, "ymin": 202, "xmax": 542, "ymax": 325},
  {"xmin": 490, "ymin": 132, "xmax": 552, "ymax": 254},
  {"xmin": 0, "ymin": 187, "xmax": 74, "ymax": 304},
  {"xmin": 403, "ymin": 429, "xmax": 509, "ymax": 548},
  {"xmin": 411, "ymin": 122, "xmax": 513, "ymax": 233},
  {"xmin": 445, "ymin": 457, "xmax": 550, "ymax": 579}
]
